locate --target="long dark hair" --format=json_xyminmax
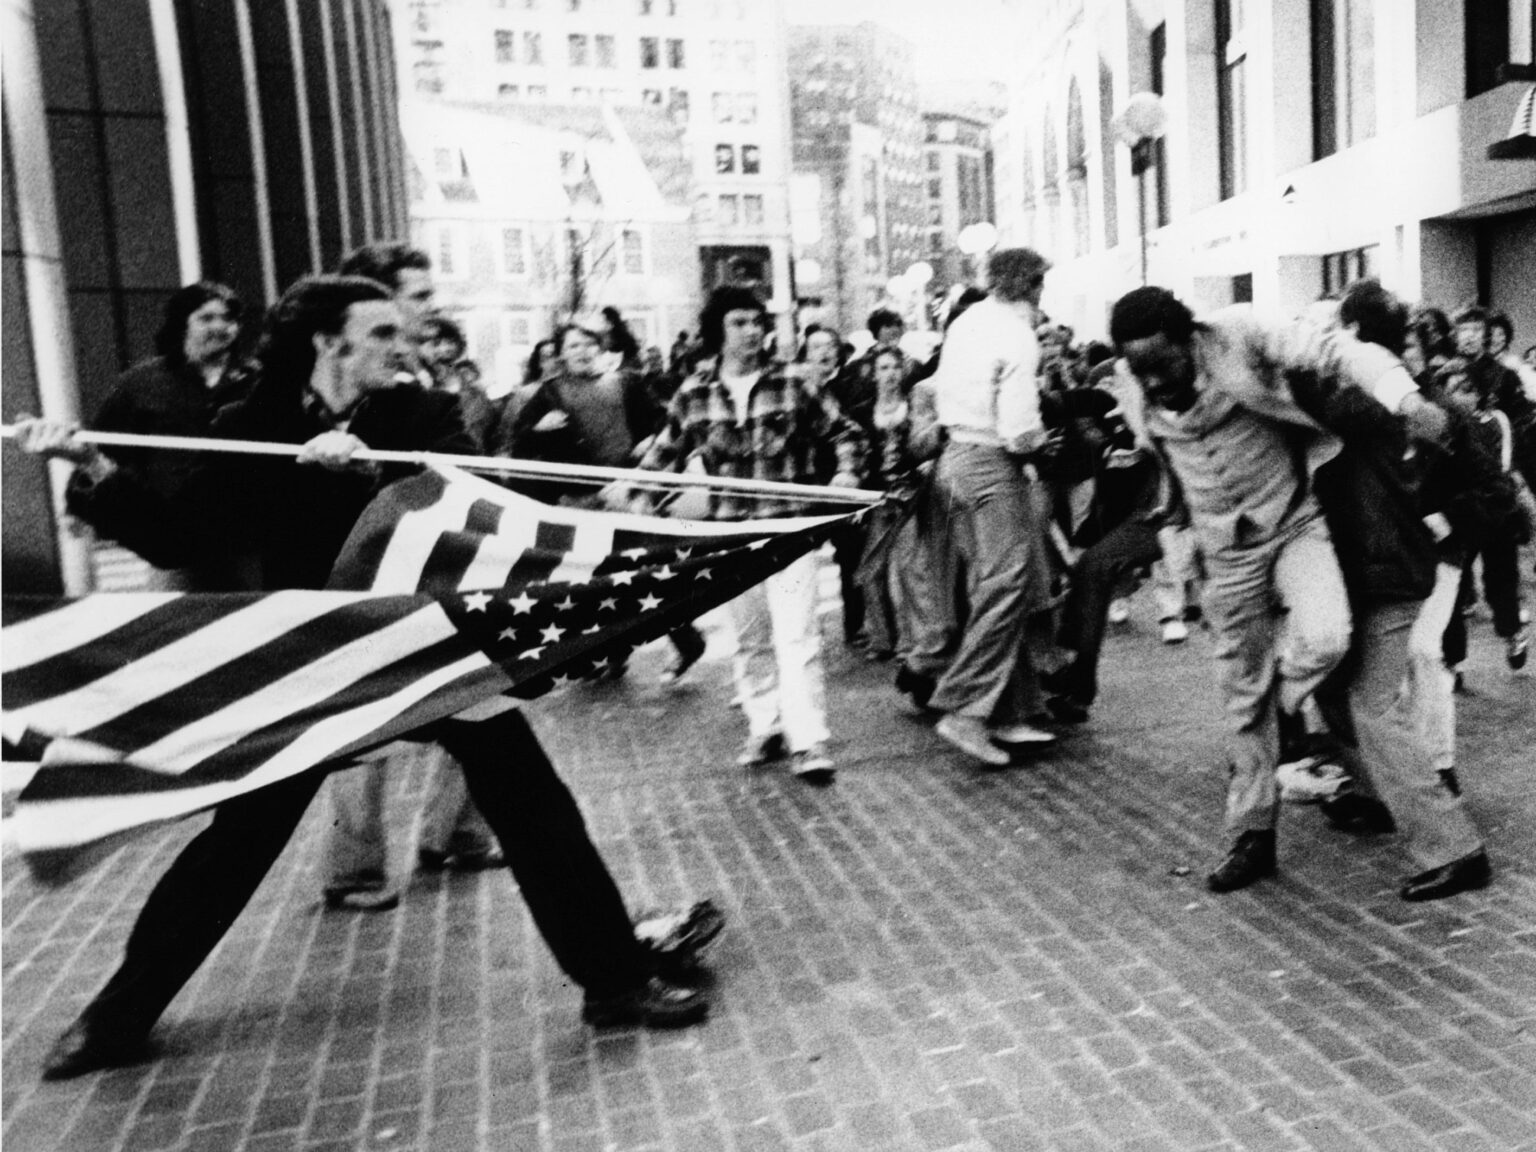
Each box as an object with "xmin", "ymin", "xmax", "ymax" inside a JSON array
[
  {"xmin": 252, "ymin": 275, "xmax": 392, "ymax": 400},
  {"xmin": 601, "ymin": 306, "xmax": 641, "ymax": 364},
  {"xmin": 154, "ymin": 281, "xmax": 243, "ymax": 366}
]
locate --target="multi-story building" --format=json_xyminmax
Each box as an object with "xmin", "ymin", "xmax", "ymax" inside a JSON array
[
  {"xmin": 3, "ymin": 0, "xmax": 407, "ymax": 593},
  {"xmin": 402, "ymin": 98, "xmax": 698, "ymax": 391},
  {"xmin": 921, "ymin": 110, "xmax": 997, "ymax": 301},
  {"xmin": 788, "ymin": 21, "xmax": 926, "ymax": 334},
  {"xmin": 991, "ymin": 0, "xmax": 1536, "ymax": 344},
  {"xmin": 397, "ymin": 0, "xmax": 796, "ymax": 335}
]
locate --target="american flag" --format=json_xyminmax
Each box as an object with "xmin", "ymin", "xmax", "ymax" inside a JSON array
[{"xmin": 3, "ymin": 465, "xmax": 856, "ymax": 883}]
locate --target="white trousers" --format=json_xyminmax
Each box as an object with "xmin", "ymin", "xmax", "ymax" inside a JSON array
[{"xmin": 727, "ymin": 552, "xmax": 830, "ymax": 753}]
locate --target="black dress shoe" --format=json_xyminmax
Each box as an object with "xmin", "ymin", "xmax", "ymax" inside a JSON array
[
  {"xmin": 1207, "ymin": 830, "xmax": 1276, "ymax": 893},
  {"xmin": 1438, "ymin": 767, "xmax": 1462, "ymax": 797},
  {"xmin": 1401, "ymin": 850, "xmax": 1492, "ymax": 902},
  {"xmin": 894, "ymin": 664, "xmax": 936, "ymax": 711},
  {"xmin": 1320, "ymin": 793, "xmax": 1396, "ymax": 835},
  {"xmin": 582, "ymin": 976, "xmax": 709, "ymax": 1028},
  {"xmin": 1044, "ymin": 695, "xmax": 1090, "ymax": 725},
  {"xmin": 42, "ymin": 1020, "xmax": 153, "ymax": 1080}
]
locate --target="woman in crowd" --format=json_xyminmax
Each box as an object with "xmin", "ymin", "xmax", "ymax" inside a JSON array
[{"xmin": 80, "ymin": 280, "xmax": 251, "ymax": 589}]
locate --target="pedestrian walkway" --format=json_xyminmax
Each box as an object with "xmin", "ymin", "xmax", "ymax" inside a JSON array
[{"xmin": 3, "ymin": 586, "xmax": 1534, "ymax": 1152}]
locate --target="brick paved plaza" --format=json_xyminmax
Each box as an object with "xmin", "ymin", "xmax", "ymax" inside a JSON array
[{"xmin": 4, "ymin": 581, "xmax": 1534, "ymax": 1152}]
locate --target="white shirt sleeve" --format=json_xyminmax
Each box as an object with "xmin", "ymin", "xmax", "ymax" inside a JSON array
[{"xmin": 995, "ymin": 317, "xmax": 1043, "ymax": 454}]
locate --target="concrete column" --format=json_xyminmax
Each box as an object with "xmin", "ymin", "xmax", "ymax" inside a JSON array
[{"xmin": 1, "ymin": 0, "xmax": 95, "ymax": 593}]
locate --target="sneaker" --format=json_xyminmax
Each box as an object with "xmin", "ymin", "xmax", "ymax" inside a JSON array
[
  {"xmin": 1108, "ymin": 598, "xmax": 1131, "ymax": 625},
  {"xmin": 1507, "ymin": 627, "xmax": 1529, "ymax": 671},
  {"xmin": 737, "ymin": 732, "xmax": 786, "ymax": 768},
  {"xmin": 935, "ymin": 714, "xmax": 1010, "ymax": 767},
  {"xmin": 582, "ymin": 976, "xmax": 709, "ymax": 1029},
  {"xmin": 790, "ymin": 744, "xmax": 836, "ymax": 784},
  {"xmin": 1160, "ymin": 619, "xmax": 1189, "ymax": 644},
  {"xmin": 987, "ymin": 722, "xmax": 1058, "ymax": 746}
]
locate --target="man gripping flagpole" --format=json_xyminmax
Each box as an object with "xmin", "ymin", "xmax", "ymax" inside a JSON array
[{"xmin": 2, "ymin": 274, "xmax": 872, "ymax": 1081}]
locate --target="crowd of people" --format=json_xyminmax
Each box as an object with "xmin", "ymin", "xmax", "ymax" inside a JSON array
[{"xmin": 10, "ymin": 237, "xmax": 1533, "ymax": 1082}]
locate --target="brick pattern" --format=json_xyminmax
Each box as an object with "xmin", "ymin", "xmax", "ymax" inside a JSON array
[{"xmin": 4, "ymin": 572, "xmax": 1534, "ymax": 1152}]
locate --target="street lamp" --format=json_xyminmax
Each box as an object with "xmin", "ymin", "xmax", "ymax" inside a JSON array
[
  {"xmin": 1111, "ymin": 92, "xmax": 1168, "ymax": 285},
  {"xmin": 956, "ymin": 221, "xmax": 998, "ymax": 286}
]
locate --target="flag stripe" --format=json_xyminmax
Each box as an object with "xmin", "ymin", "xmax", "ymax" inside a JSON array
[
  {"xmin": 123, "ymin": 603, "xmax": 464, "ymax": 774},
  {"xmin": 70, "ymin": 597, "xmax": 429, "ymax": 762},
  {"xmin": 1, "ymin": 594, "xmax": 185, "ymax": 676},
  {"xmin": 2, "ymin": 595, "xmax": 271, "ymax": 710},
  {"xmin": 5, "ymin": 592, "xmax": 383, "ymax": 743}
]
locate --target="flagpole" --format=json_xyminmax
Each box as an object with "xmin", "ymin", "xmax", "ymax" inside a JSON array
[{"xmin": 0, "ymin": 425, "xmax": 884, "ymax": 507}]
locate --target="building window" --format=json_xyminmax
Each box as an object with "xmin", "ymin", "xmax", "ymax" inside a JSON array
[
  {"xmin": 640, "ymin": 37, "xmax": 659, "ymax": 68},
  {"xmin": 1466, "ymin": 0, "xmax": 1514, "ymax": 98},
  {"xmin": 495, "ymin": 29, "xmax": 516, "ymax": 63},
  {"xmin": 596, "ymin": 35, "xmax": 616, "ymax": 67},
  {"xmin": 926, "ymin": 151, "xmax": 940, "ymax": 172},
  {"xmin": 415, "ymin": 63, "xmax": 445, "ymax": 94},
  {"xmin": 1310, "ymin": 0, "xmax": 1375, "ymax": 159},
  {"xmin": 719, "ymin": 193, "xmax": 740, "ymax": 225},
  {"xmin": 572, "ymin": 86, "xmax": 592, "ymax": 101},
  {"xmin": 526, "ymin": 84, "xmax": 547, "ymax": 99},
  {"xmin": 507, "ymin": 313, "xmax": 533, "ymax": 346},
  {"xmin": 524, "ymin": 32, "xmax": 543, "ymax": 65},
  {"xmin": 434, "ymin": 225, "xmax": 461, "ymax": 278},
  {"xmin": 928, "ymin": 229, "xmax": 943, "ymax": 255},
  {"xmin": 1321, "ymin": 245, "xmax": 1377, "ymax": 295},
  {"xmin": 569, "ymin": 33, "xmax": 589, "ymax": 67},
  {"xmin": 715, "ymin": 143, "xmax": 735, "ymax": 173},
  {"xmin": 502, "ymin": 227, "xmax": 527, "ymax": 275},
  {"xmin": 743, "ymin": 194, "xmax": 764, "ymax": 225},
  {"xmin": 735, "ymin": 40, "xmax": 755, "ymax": 71},
  {"xmin": 666, "ymin": 38, "xmax": 685, "ymax": 68},
  {"xmin": 735, "ymin": 93, "xmax": 757, "ymax": 124},
  {"xmin": 622, "ymin": 228, "xmax": 645, "ymax": 273},
  {"xmin": 926, "ymin": 202, "xmax": 943, "ymax": 226},
  {"xmin": 641, "ymin": 88, "xmax": 662, "ymax": 104},
  {"xmin": 741, "ymin": 144, "xmax": 760, "ymax": 174},
  {"xmin": 498, "ymin": 83, "xmax": 519, "ymax": 98},
  {"xmin": 668, "ymin": 88, "xmax": 690, "ymax": 118},
  {"xmin": 639, "ymin": 0, "xmax": 653, "ymax": 11},
  {"xmin": 709, "ymin": 41, "xmax": 729, "ymax": 71},
  {"xmin": 927, "ymin": 176, "xmax": 942, "ymax": 199},
  {"xmin": 712, "ymin": 92, "xmax": 733, "ymax": 123},
  {"xmin": 1215, "ymin": 0, "xmax": 1248, "ymax": 201}
]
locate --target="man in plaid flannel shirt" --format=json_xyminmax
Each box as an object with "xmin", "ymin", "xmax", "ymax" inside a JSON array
[{"xmin": 640, "ymin": 286, "xmax": 865, "ymax": 782}]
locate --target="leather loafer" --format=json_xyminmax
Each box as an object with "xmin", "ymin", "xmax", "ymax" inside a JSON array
[
  {"xmin": 582, "ymin": 976, "xmax": 709, "ymax": 1029},
  {"xmin": 42, "ymin": 1020, "xmax": 153, "ymax": 1080},
  {"xmin": 1400, "ymin": 850, "xmax": 1492, "ymax": 902},
  {"xmin": 1207, "ymin": 829, "xmax": 1276, "ymax": 893}
]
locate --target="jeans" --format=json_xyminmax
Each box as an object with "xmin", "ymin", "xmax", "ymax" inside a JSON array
[
  {"xmin": 927, "ymin": 442, "xmax": 1046, "ymax": 723},
  {"xmin": 890, "ymin": 467, "xmax": 963, "ymax": 678}
]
